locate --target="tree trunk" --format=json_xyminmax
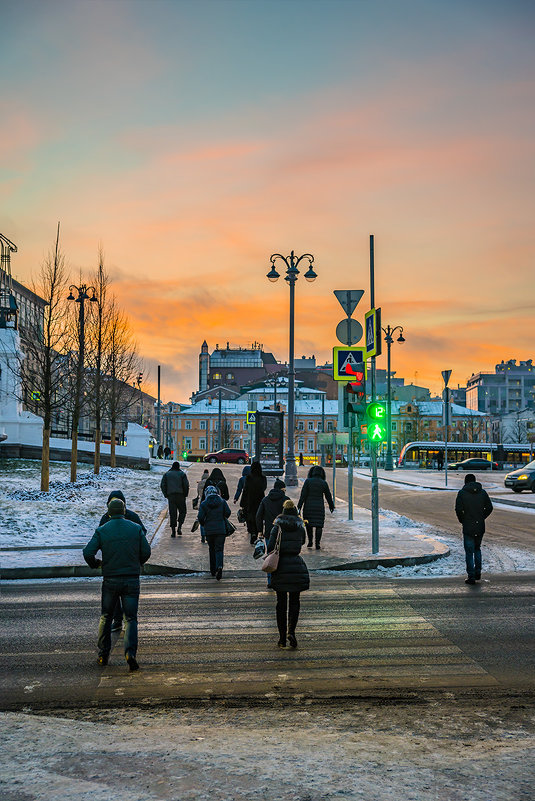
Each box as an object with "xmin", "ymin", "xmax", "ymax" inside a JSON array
[
  {"xmin": 110, "ymin": 427, "xmax": 116, "ymax": 467},
  {"xmin": 94, "ymin": 428, "xmax": 101, "ymax": 474},
  {"xmin": 71, "ymin": 427, "xmax": 78, "ymax": 482},
  {"xmin": 41, "ymin": 428, "xmax": 50, "ymax": 492}
]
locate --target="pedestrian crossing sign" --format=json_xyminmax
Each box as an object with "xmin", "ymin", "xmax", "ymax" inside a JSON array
[{"xmin": 333, "ymin": 347, "xmax": 366, "ymax": 381}]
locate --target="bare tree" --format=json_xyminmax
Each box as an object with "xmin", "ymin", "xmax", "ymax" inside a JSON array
[{"xmin": 23, "ymin": 224, "xmax": 72, "ymax": 491}]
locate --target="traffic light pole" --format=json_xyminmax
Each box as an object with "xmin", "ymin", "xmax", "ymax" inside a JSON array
[
  {"xmin": 370, "ymin": 235, "xmax": 379, "ymax": 555},
  {"xmin": 348, "ymin": 415, "xmax": 354, "ymax": 520}
]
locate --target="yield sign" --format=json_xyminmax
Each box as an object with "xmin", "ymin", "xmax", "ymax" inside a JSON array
[
  {"xmin": 441, "ymin": 369, "xmax": 452, "ymax": 386},
  {"xmin": 333, "ymin": 289, "xmax": 364, "ymax": 318}
]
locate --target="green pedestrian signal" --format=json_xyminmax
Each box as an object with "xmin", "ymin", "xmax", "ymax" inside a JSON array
[
  {"xmin": 366, "ymin": 402, "xmax": 387, "ymax": 442},
  {"xmin": 182, "ymin": 450, "xmax": 188, "ymax": 459}
]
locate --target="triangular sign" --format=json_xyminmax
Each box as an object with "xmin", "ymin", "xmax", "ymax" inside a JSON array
[
  {"xmin": 334, "ymin": 289, "xmax": 364, "ymax": 318},
  {"xmin": 441, "ymin": 369, "xmax": 452, "ymax": 386},
  {"xmin": 340, "ymin": 352, "xmax": 363, "ymax": 373}
]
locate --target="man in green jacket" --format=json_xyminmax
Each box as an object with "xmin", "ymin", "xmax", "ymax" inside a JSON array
[{"xmin": 83, "ymin": 497, "xmax": 151, "ymax": 671}]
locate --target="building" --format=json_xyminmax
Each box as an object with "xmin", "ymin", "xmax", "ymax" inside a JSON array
[
  {"xmin": 197, "ymin": 341, "xmax": 279, "ymax": 396},
  {"xmin": 466, "ymin": 359, "xmax": 535, "ymax": 415}
]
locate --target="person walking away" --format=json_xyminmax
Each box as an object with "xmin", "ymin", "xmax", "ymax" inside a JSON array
[
  {"xmin": 455, "ymin": 473, "xmax": 493, "ymax": 584},
  {"xmin": 196, "ymin": 469, "xmax": 210, "ymax": 543},
  {"xmin": 240, "ymin": 460, "xmax": 267, "ymax": 544},
  {"xmin": 83, "ymin": 497, "xmax": 151, "ymax": 671},
  {"xmin": 256, "ymin": 478, "xmax": 289, "ymax": 589},
  {"xmin": 233, "ymin": 465, "xmax": 251, "ymax": 503},
  {"xmin": 157, "ymin": 444, "xmax": 164, "ymax": 459},
  {"xmin": 297, "ymin": 465, "xmax": 334, "ymax": 549},
  {"xmin": 437, "ymin": 451, "xmax": 444, "ymax": 470},
  {"xmin": 198, "ymin": 485, "xmax": 231, "ymax": 580},
  {"xmin": 160, "ymin": 461, "xmax": 189, "ymax": 537},
  {"xmin": 164, "ymin": 446, "xmax": 171, "ymax": 460},
  {"xmin": 98, "ymin": 490, "xmax": 148, "ymax": 632},
  {"xmin": 267, "ymin": 499, "xmax": 309, "ymax": 648},
  {"xmin": 201, "ymin": 467, "xmax": 230, "ymax": 502}
]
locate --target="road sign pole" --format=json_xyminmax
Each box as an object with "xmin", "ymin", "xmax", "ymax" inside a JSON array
[
  {"xmin": 332, "ymin": 430, "xmax": 336, "ymax": 500},
  {"xmin": 348, "ymin": 417, "xmax": 354, "ymax": 521},
  {"xmin": 442, "ymin": 370, "xmax": 452, "ymax": 489},
  {"xmin": 370, "ymin": 234, "xmax": 379, "ymax": 554}
]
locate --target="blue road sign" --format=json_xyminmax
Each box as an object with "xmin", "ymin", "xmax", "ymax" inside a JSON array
[{"xmin": 333, "ymin": 347, "xmax": 366, "ymax": 380}]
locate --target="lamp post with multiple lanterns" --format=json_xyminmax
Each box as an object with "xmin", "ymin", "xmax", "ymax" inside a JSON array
[
  {"xmin": 382, "ymin": 324, "xmax": 405, "ymax": 471},
  {"xmin": 267, "ymin": 251, "xmax": 317, "ymax": 486}
]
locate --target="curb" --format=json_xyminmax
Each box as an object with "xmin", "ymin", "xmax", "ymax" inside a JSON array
[
  {"xmin": 489, "ymin": 495, "xmax": 535, "ymax": 510},
  {"xmin": 353, "ymin": 471, "xmax": 457, "ymax": 491}
]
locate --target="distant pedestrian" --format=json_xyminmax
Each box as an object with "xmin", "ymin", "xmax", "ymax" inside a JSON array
[
  {"xmin": 198, "ymin": 484, "xmax": 231, "ymax": 580},
  {"xmin": 240, "ymin": 460, "xmax": 267, "ymax": 544},
  {"xmin": 437, "ymin": 452, "xmax": 444, "ymax": 470},
  {"xmin": 233, "ymin": 465, "xmax": 251, "ymax": 503},
  {"xmin": 164, "ymin": 446, "xmax": 171, "ymax": 460},
  {"xmin": 83, "ymin": 497, "xmax": 151, "ymax": 671},
  {"xmin": 160, "ymin": 461, "xmax": 190, "ymax": 537},
  {"xmin": 196, "ymin": 469, "xmax": 210, "ymax": 543},
  {"xmin": 157, "ymin": 444, "xmax": 164, "ymax": 459},
  {"xmin": 455, "ymin": 473, "xmax": 493, "ymax": 584},
  {"xmin": 267, "ymin": 499, "xmax": 309, "ymax": 648},
  {"xmin": 202, "ymin": 467, "xmax": 229, "ymax": 502},
  {"xmin": 98, "ymin": 490, "xmax": 147, "ymax": 632},
  {"xmin": 299, "ymin": 452, "xmax": 304, "ymax": 466},
  {"xmin": 297, "ymin": 465, "xmax": 334, "ymax": 549},
  {"xmin": 256, "ymin": 479, "xmax": 289, "ymax": 539}
]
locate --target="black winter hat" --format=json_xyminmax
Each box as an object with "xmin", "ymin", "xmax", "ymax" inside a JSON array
[
  {"xmin": 464, "ymin": 473, "xmax": 477, "ymax": 484},
  {"xmin": 274, "ymin": 479, "xmax": 286, "ymax": 489},
  {"xmin": 108, "ymin": 497, "xmax": 126, "ymax": 516}
]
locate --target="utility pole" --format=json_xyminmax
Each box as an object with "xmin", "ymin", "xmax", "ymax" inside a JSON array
[
  {"xmin": 157, "ymin": 365, "xmax": 161, "ymax": 446},
  {"xmin": 218, "ymin": 387, "xmax": 223, "ymax": 450},
  {"xmin": 370, "ymin": 235, "xmax": 379, "ymax": 554},
  {"xmin": 442, "ymin": 370, "xmax": 452, "ymax": 487}
]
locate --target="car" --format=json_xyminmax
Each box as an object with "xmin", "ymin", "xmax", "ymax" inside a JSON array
[
  {"xmin": 504, "ymin": 460, "xmax": 535, "ymax": 493},
  {"xmin": 447, "ymin": 457, "xmax": 499, "ymax": 471},
  {"xmin": 203, "ymin": 448, "xmax": 249, "ymax": 465}
]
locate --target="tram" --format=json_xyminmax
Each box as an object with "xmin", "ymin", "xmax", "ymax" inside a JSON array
[{"xmin": 398, "ymin": 441, "xmax": 533, "ymax": 469}]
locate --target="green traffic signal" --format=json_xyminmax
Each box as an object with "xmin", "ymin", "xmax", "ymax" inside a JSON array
[
  {"xmin": 367, "ymin": 421, "xmax": 387, "ymax": 442},
  {"xmin": 366, "ymin": 401, "xmax": 386, "ymax": 420},
  {"xmin": 366, "ymin": 402, "xmax": 387, "ymax": 442}
]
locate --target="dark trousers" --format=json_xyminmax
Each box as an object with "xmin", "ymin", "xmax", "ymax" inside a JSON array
[
  {"xmin": 276, "ymin": 591, "xmax": 301, "ymax": 640},
  {"xmin": 245, "ymin": 512, "xmax": 258, "ymax": 542},
  {"xmin": 206, "ymin": 534, "xmax": 226, "ymax": 575},
  {"xmin": 168, "ymin": 493, "xmax": 187, "ymax": 530},
  {"xmin": 464, "ymin": 534, "xmax": 482, "ymax": 579},
  {"xmin": 98, "ymin": 576, "xmax": 140, "ymax": 658},
  {"xmin": 306, "ymin": 524, "xmax": 323, "ymax": 547}
]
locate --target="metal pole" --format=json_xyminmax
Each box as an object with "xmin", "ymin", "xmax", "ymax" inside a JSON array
[
  {"xmin": 348, "ymin": 416, "xmax": 353, "ymax": 520},
  {"xmin": 385, "ymin": 334, "xmax": 393, "ymax": 470},
  {"xmin": 370, "ymin": 234, "xmax": 379, "ymax": 554},
  {"xmin": 218, "ymin": 388, "xmax": 222, "ymax": 450},
  {"xmin": 321, "ymin": 391, "xmax": 326, "ymax": 466},
  {"xmin": 332, "ymin": 430, "xmax": 336, "ymax": 501},
  {"xmin": 157, "ymin": 365, "xmax": 161, "ymax": 446},
  {"xmin": 285, "ymin": 268, "xmax": 298, "ymax": 486},
  {"xmin": 274, "ymin": 380, "xmax": 277, "ymax": 410}
]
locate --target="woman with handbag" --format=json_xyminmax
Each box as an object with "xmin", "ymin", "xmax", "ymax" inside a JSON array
[
  {"xmin": 197, "ymin": 484, "xmax": 232, "ymax": 581},
  {"xmin": 196, "ymin": 469, "xmax": 210, "ymax": 543},
  {"xmin": 266, "ymin": 499, "xmax": 309, "ymax": 648}
]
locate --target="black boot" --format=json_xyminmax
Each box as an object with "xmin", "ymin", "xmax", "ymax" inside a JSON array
[
  {"xmin": 171, "ymin": 527, "xmax": 176, "ymax": 538},
  {"xmin": 315, "ymin": 528, "xmax": 322, "ymax": 550},
  {"xmin": 276, "ymin": 607, "xmax": 287, "ymax": 648}
]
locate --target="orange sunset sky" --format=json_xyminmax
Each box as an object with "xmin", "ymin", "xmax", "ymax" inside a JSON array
[{"xmin": 2, "ymin": 0, "xmax": 534, "ymax": 402}]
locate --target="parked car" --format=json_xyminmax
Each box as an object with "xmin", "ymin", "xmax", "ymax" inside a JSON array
[
  {"xmin": 447, "ymin": 457, "xmax": 499, "ymax": 471},
  {"xmin": 504, "ymin": 460, "xmax": 535, "ymax": 493},
  {"xmin": 203, "ymin": 448, "xmax": 249, "ymax": 465}
]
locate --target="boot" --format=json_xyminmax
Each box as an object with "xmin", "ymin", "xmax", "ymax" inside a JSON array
[
  {"xmin": 315, "ymin": 528, "xmax": 322, "ymax": 550},
  {"xmin": 276, "ymin": 607, "xmax": 287, "ymax": 648},
  {"xmin": 171, "ymin": 527, "xmax": 176, "ymax": 538}
]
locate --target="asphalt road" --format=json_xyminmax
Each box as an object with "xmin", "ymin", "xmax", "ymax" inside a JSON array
[{"xmin": 1, "ymin": 572, "xmax": 534, "ymax": 710}]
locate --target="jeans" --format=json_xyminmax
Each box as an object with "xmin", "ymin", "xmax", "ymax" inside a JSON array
[
  {"xmin": 276, "ymin": 591, "xmax": 301, "ymax": 641},
  {"xmin": 168, "ymin": 493, "xmax": 187, "ymax": 529},
  {"xmin": 206, "ymin": 534, "xmax": 225, "ymax": 574},
  {"xmin": 463, "ymin": 534, "xmax": 482, "ymax": 579},
  {"xmin": 98, "ymin": 576, "xmax": 140, "ymax": 658}
]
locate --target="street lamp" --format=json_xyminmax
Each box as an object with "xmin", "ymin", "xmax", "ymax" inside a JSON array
[
  {"xmin": 267, "ymin": 250, "xmax": 317, "ymax": 486},
  {"xmin": 382, "ymin": 324, "xmax": 405, "ymax": 471},
  {"xmin": 67, "ymin": 283, "xmax": 97, "ymax": 482},
  {"xmin": 136, "ymin": 372, "xmax": 144, "ymax": 425}
]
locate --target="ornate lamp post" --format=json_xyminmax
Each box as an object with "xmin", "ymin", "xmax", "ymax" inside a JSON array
[
  {"xmin": 267, "ymin": 250, "xmax": 317, "ymax": 486},
  {"xmin": 136, "ymin": 371, "xmax": 144, "ymax": 425},
  {"xmin": 382, "ymin": 324, "xmax": 405, "ymax": 471},
  {"xmin": 67, "ymin": 283, "xmax": 97, "ymax": 481}
]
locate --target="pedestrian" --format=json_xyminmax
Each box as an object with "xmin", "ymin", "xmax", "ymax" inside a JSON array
[
  {"xmin": 299, "ymin": 452, "xmax": 304, "ymax": 466},
  {"xmin": 198, "ymin": 484, "xmax": 231, "ymax": 580},
  {"xmin": 196, "ymin": 468, "xmax": 210, "ymax": 543},
  {"xmin": 455, "ymin": 473, "xmax": 493, "ymax": 584},
  {"xmin": 98, "ymin": 490, "xmax": 147, "ymax": 633},
  {"xmin": 267, "ymin": 499, "xmax": 309, "ymax": 649},
  {"xmin": 233, "ymin": 465, "xmax": 251, "ymax": 503},
  {"xmin": 157, "ymin": 444, "xmax": 164, "ymax": 459},
  {"xmin": 164, "ymin": 445, "xmax": 171, "ymax": 460},
  {"xmin": 83, "ymin": 497, "xmax": 151, "ymax": 671},
  {"xmin": 437, "ymin": 451, "xmax": 444, "ymax": 470},
  {"xmin": 256, "ymin": 479, "xmax": 289, "ymax": 539},
  {"xmin": 297, "ymin": 465, "xmax": 334, "ymax": 549},
  {"xmin": 160, "ymin": 461, "xmax": 190, "ymax": 537},
  {"xmin": 201, "ymin": 466, "xmax": 229, "ymax": 502},
  {"xmin": 240, "ymin": 460, "xmax": 267, "ymax": 544}
]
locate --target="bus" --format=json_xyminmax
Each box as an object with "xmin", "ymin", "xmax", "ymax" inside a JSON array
[{"xmin": 398, "ymin": 441, "xmax": 533, "ymax": 469}]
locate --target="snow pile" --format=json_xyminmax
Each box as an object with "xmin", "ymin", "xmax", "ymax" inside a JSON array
[{"xmin": 7, "ymin": 466, "xmax": 133, "ymax": 502}]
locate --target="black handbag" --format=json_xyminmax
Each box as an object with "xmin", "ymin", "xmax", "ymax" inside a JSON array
[
  {"xmin": 225, "ymin": 519, "xmax": 236, "ymax": 536},
  {"xmin": 192, "ymin": 496, "xmax": 199, "ymax": 509},
  {"xmin": 237, "ymin": 508, "xmax": 246, "ymax": 524}
]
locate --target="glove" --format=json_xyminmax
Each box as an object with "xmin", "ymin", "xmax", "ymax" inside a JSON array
[{"xmin": 94, "ymin": 558, "xmax": 102, "ymax": 568}]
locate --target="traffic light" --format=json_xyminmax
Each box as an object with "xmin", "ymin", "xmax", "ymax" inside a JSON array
[
  {"xmin": 343, "ymin": 363, "xmax": 366, "ymax": 427},
  {"xmin": 366, "ymin": 401, "xmax": 387, "ymax": 443}
]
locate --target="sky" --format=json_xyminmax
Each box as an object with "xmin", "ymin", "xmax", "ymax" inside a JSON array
[{"xmin": 2, "ymin": 0, "xmax": 534, "ymax": 402}]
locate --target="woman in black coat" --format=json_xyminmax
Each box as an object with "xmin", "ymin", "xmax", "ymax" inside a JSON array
[
  {"xmin": 267, "ymin": 499, "xmax": 309, "ymax": 649},
  {"xmin": 240, "ymin": 460, "xmax": 267, "ymax": 544},
  {"xmin": 297, "ymin": 465, "xmax": 334, "ymax": 549},
  {"xmin": 201, "ymin": 467, "xmax": 229, "ymax": 501}
]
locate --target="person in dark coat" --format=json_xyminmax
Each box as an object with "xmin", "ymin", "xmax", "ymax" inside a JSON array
[
  {"xmin": 455, "ymin": 473, "xmax": 493, "ymax": 584},
  {"xmin": 297, "ymin": 465, "xmax": 334, "ymax": 549},
  {"xmin": 98, "ymin": 490, "xmax": 147, "ymax": 632},
  {"xmin": 240, "ymin": 460, "xmax": 267, "ymax": 544},
  {"xmin": 164, "ymin": 446, "xmax": 171, "ymax": 460},
  {"xmin": 160, "ymin": 461, "xmax": 190, "ymax": 537},
  {"xmin": 256, "ymin": 479, "xmax": 289, "ymax": 538},
  {"xmin": 233, "ymin": 465, "xmax": 251, "ymax": 503},
  {"xmin": 83, "ymin": 497, "xmax": 151, "ymax": 671},
  {"xmin": 157, "ymin": 444, "xmax": 164, "ymax": 459},
  {"xmin": 201, "ymin": 467, "xmax": 229, "ymax": 501},
  {"xmin": 267, "ymin": 499, "xmax": 309, "ymax": 649},
  {"xmin": 198, "ymin": 485, "xmax": 231, "ymax": 580}
]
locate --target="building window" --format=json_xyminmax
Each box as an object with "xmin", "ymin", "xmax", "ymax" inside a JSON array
[
  {"xmin": 176, "ymin": 419, "xmax": 181, "ymax": 429},
  {"xmin": 233, "ymin": 420, "xmax": 240, "ymax": 430},
  {"xmin": 307, "ymin": 438, "xmax": 314, "ymax": 452},
  {"xmin": 199, "ymin": 437, "xmax": 206, "ymax": 450},
  {"xmin": 184, "ymin": 437, "xmax": 192, "ymax": 450},
  {"xmin": 233, "ymin": 438, "xmax": 240, "ymax": 448},
  {"xmin": 185, "ymin": 420, "xmax": 192, "ymax": 430},
  {"xmin": 213, "ymin": 373, "xmax": 222, "ymax": 379},
  {"xmin": 200, "ymin": 420, "xmax": 206, "ymax": 430},
  {"xmin": 298, "ymin": 421, "xmax": 304, "ymax": 431},
  {"xmin": 391, "ymin": 422, "xmax": 397, "ymax": 431},
  {"xmin": 226, "ymin": 373, "xmax": 234, "ymax": 380},
  {"xmin": 327, "ymin": 421, "xmax": 334, "ymax": 432},
  {"xmin": 298, "ymin": 438, "xmax": 304, "ymax": 451},
  {"xmin": 307, "ymin": 421, "xmax": 314, "ymax": 431}
]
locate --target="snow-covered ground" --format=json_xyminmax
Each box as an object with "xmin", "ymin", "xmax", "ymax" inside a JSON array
[{"xmin": 0, "ymin": 460, "xmax": 164, "ymax": 550}]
